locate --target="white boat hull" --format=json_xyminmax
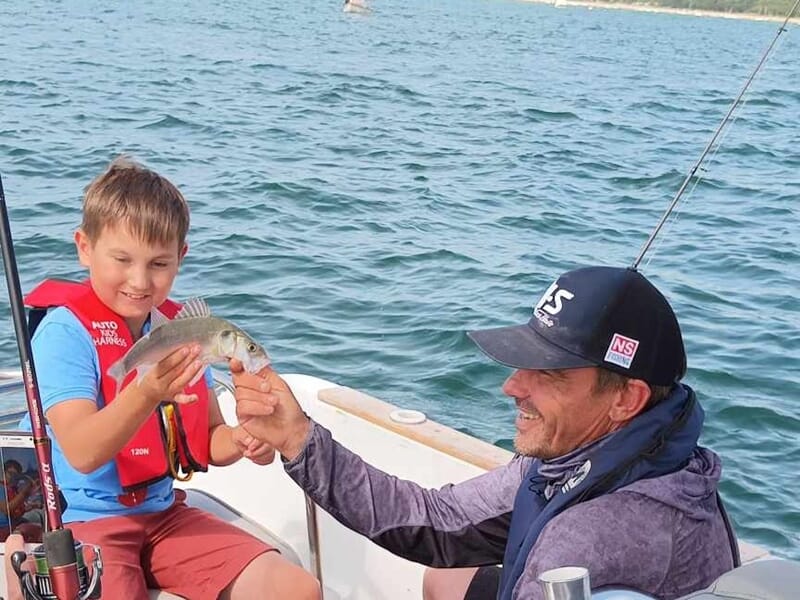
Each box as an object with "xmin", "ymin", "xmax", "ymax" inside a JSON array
[
  {"xmin": 186, "ymin": 373, "xmax": 773, "ymax": 599},
  {"xmin": 0, "ymin": 371, "xmax": 782, "ymax": 599}
]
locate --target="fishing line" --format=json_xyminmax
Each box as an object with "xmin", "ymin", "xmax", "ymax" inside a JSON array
[
  {"xmin": 642, "ymin": 83, "xmax": 750, "ymax": 270},
  {"xmin": 642, "ymin": 27, "xmax": 789, "ymax": 270},
  {"xmin": 632, "ymin": 0, "xmax": 800, "ymax": 270}
]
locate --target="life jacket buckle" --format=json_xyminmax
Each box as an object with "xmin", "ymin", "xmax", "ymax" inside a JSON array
[{"xmin": 118, "ymin": 488, "xmax": 147, "ymax": 507}]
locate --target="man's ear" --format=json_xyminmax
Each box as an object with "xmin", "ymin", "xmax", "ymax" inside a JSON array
[
  {"xmin": 179, "ymin": 242, "xmax": 188, "ymax": 262},
  {"xmin": 608, "ymin": 378, "xmax": 652, "ymax": 423},
  {"xmin": 74, "ymin": 229, "xmax": 92, "ymax": 268}
]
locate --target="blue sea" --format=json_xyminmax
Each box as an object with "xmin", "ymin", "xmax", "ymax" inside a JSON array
[{"xmin": 1, "ymin": 0, "xmax": 798, "ymax": 559}]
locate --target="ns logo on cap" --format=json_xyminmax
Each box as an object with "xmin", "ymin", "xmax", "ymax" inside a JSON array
[
  {"xmin": 604, "ymin": 333, "xmax": 639, "ymax": 369},
  {"xmin": 534, "ymin": 282, "xmax": 574, "ymax": 327}
]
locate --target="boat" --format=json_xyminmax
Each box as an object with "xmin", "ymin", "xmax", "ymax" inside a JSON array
[
  {"xmin": 0, "ymin": 368, "xmax": 797, "ymax": 599},
  {"xmin": 342, "ymin": 0, "xmax": 372, "ymax": 15}
]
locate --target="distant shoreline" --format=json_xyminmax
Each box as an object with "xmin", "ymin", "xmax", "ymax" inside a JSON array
[{"xmin": 521, "ymin": 0, "xmax": 799, "ymax": 23}]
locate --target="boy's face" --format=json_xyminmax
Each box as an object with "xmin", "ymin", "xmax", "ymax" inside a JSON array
[{"xmin": 75, "ymin": 224, "xmax": 187, "ymax": 333}]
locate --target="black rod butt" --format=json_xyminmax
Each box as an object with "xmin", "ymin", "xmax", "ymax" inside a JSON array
[{"xmin": 43, "ymin": 528, "xmax": 77, "ymax": 568}]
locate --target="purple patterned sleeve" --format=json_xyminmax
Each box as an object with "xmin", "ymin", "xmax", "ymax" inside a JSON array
[{"xmin": 284, "ymin": 420, "xmax": 526, "ymax": 566}]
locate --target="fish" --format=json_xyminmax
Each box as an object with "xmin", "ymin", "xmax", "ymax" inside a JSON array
[{"xmin": 107, "ymin": 297, "xmax": 271, "ymax": 389}]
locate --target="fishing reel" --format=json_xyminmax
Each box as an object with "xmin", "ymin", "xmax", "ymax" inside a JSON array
[{"xmin": 10, "ymin": 540, "xmax": 103, "ymax": 600}]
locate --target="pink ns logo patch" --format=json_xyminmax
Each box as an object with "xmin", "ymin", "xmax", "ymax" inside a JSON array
[{"xmin": 604, "ymin": 333, "xmax": 639, "ymax": 369}]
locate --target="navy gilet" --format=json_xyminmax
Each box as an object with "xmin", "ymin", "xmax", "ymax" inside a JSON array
[{"xmin": 498, "ymin": 384, "xmax": 703, "ymax": 599}]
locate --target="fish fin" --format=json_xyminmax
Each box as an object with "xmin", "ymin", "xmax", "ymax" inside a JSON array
[
  {"xmin": 187, "ymin": 366, "xmax": 206, "ymax": 388},
  {"xmin": 149, "ymin": 306, "xmax": 170, "ymax": 330},
  {"xmin": 134, "ymin": 364, "xmax": 154, "ymax": 383},
  {"xmin": 107, "ymin": 359, "xmax": 127, "ymax": 390},
  {"xmin": 175, "ymin": 297, "xmax": 212, "ymax": 320}
]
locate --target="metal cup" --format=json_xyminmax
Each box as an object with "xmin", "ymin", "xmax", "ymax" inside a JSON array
[{"xmin": 538, "ymin": 566, "xmax": 591, "ymax": 600}]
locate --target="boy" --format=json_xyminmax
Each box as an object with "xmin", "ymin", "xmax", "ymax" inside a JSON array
[{"xmin": 17, "ymin": 157, "xmax": 320, "ymax": 600}]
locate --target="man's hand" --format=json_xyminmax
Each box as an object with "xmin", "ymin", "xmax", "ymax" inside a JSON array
[
  {"xmin": 231, "ymin": 425, "xmax": 276, "ymax": 465},
  {"xmin": 137, "ymin": 345, "xmax": 204, "ymax": 406},
  {"xmin": 230, "ymin": 359, "xmax": 311, "ymax": 461}
]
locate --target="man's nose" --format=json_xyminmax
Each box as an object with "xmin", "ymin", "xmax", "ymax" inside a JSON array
[{"xmin": 502, "ymin": 370, "xmax": 525, "ymax": 396}]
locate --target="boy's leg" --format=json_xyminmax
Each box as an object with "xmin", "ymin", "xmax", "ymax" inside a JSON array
[
  {"xmin": 423, "ymin": 566, "xmax": 502, "ymax": 600},
  {"xmin": 219, "ymin": 551, "xmax": 321, "ymax": 600},
  {"xmin": 68, "ymin": 516, "xmax": 152, "ymax": 600},
  {"xmin": 144, "ymin": 492, "xmax": 320, "ymax": 600}
]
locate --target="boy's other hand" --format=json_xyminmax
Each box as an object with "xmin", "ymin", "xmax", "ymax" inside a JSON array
[
  {"xmin": 138, "ymin": 345, "xmax": 204, "ymax": 406},
  {"xmin": 230, "ymin": 359, "xmax": 311, "ymax": 461},
  {"xmin": 231, "ymin": 425, "xmax": 276, "ymax": 465}
]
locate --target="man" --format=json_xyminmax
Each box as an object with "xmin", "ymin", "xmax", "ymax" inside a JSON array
[{"xmin": 233, "ymin": 266, "xmax": 739, "ymax": 599}]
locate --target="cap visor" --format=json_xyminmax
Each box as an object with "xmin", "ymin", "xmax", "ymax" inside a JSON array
[{"xmin": 467, "ymin": 324, "xmax": 596, "ymax": 370}]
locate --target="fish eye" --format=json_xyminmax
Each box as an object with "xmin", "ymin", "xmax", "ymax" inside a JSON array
[{"xmin": 247, "ymin": 343, "xmax": 258, "ymax": 353}]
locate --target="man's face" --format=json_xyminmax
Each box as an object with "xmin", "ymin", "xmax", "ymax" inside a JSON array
[{"xmin": 503, "ymin": 367, "xmax": 616, "ymax": 459}]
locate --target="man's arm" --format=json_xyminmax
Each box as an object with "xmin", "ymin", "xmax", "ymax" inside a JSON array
[
  {"xmin": 232, "ymin": 361, "xmax": 525, "ymax": 567},
  {"xmin": 286, "ymin": 420, "xmax": 521, "ymax": 567}
]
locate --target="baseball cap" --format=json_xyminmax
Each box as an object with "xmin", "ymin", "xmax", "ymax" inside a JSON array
[{"xmin": 468, "ymin": 266, "xmax": 686, "ymax": 386}]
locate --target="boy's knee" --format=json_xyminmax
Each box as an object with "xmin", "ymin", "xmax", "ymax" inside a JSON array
[
  {"xmin": 284, "ymin": 563, "xmax": 320, "ymax": 600},
  {"xmin": 294, "ymin": 572, "xmax": 322, "ymax": 600},
  {"xmin": 235, "ymin": 551, "xmax": 320, "ymax": 600},
  {"xmin": 271, "ymin": 561, "xmax": 320, "ymax": 600}
]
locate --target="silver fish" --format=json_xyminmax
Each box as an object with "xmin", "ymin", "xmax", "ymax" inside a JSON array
[{"xmin": 107, "ymin": 297, "xmax": 271, "ymax": 389}]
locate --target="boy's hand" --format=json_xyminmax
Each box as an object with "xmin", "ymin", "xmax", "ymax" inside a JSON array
[
  {"xmin": 138, "ymin": 345, "xmax": 204, "ymax": 406},
  {"xmin": 231, "ymin": 425, "xmax": 276, "ymax": 465},
  {"xmin": 230, "ymin": 359, "xmax": 311, "ymax": 461}
]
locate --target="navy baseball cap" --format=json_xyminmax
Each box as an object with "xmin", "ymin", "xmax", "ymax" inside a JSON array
[{"xmin": 468, "ymin": 266, "xmax": 686, "ymax": 386}]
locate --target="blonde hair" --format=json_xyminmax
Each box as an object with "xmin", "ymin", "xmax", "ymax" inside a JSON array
[{"xmin": 81, "ymin": 156, "xmax": 190, "ymax": 249}]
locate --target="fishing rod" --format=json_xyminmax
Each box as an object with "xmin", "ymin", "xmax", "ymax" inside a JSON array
[
  {"xmin": 0, "ymin": 174, "xmax": 101, "ymax": 600},
  {"xmin": 632, "ymin": 0, "xmax": 800, "ymax": 269}
]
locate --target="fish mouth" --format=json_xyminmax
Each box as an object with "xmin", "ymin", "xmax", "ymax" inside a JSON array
[{"xmin": 245, "ymin": 356, "xmax": 272, "ymax": 374}]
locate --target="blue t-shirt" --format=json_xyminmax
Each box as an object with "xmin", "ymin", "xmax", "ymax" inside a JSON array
[{"xmin": 18, "ymin": 307, "xmax": 213, "ymax": 523}]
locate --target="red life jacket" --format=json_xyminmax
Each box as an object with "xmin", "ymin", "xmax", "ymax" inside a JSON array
[{"xmin": 24, "ymin": 279, "xmax": 209, "ymax": 505}]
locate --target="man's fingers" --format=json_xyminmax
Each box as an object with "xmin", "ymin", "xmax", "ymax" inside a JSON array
[
  {"xmin": 245, "ymin": 445, "xmax": 276, "ymax": 464},
  {"xmin": 236, "ymin": 399, "xmax": 275, "ymax": 419},
  {"xmin": 261, "ymin": 369, "xmax": 295, "ymax": 396},
  {"xmin": 234, "ymin": 386, "xmax": 276, "ymax": 404},
  {"xmin": 231, "ymin": 425, "xmax": 253, "ymax": 446},
  {"xmin": 255, "ymin": 365, "xmax": 273, "ymax": 378},
  {"xmin": 232, "ymin": 372, "xmax": 270, "ymax": 393}
]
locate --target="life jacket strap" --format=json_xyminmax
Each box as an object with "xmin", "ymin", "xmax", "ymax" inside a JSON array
[{"xmin": 163, "ymin": 403, "xmax": 194, "ymax": 483}]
